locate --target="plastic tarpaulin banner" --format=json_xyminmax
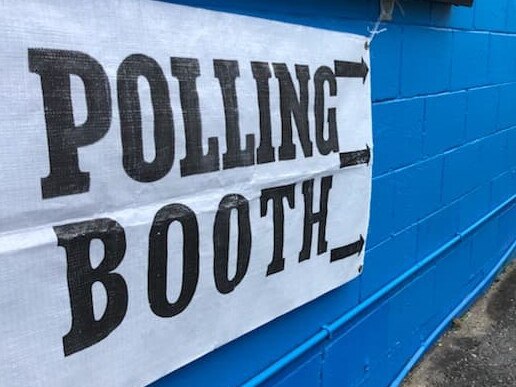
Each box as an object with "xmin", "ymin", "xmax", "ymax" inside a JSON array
[{"xmin": 0, "ymin": 0, "xmax": 372, "ymax": 385}]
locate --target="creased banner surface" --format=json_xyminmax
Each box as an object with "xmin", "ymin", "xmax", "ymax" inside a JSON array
[{"xmin": 0, "ymin": 0, "xmax": 373, "ymax": 385}]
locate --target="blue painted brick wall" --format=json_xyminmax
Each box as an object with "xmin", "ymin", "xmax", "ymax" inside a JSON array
[{"xmin": 154, "ymin": 1, "xmax": 516, "ymax": 386}]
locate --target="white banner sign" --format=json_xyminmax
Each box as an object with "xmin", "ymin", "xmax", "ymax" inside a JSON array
[{"xmin": 0, "ymin": 0, "xmax": 372, "ymax": 385}]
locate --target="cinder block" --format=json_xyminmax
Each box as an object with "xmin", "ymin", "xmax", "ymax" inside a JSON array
[
  {"xmin": 474, "ymin": 0, "xmax": 508, "ymax": 32},
  {"xmin": 433, "ymin": 244, "xmax": 471, "ymax": 310},
  {"xmin": 451, "ymin": 31, "xmax": 489, "ymax": 90},
  {"xmin": 442, "ymin": 142, "xmax": 484, "ymax": 203},
  {"xmin": 424, "ymin": 92, "xmax": 467, "ymax": 156},
  {"xmin": 466, "ymin": 86, "xmax": 499, "ymax": 140},
  {"xmin": 371, "ymin": 25, "xmax": 402, "ymax": 101},
  {"xmin": 491, "ymin": 171, "xmax": 515, "ymax": 206},
  {"xmin": 386, "ymin": 270, "xmax": 436, "ymax": 366},
  {"xmin": 416, "ymin": 202, "xmax": 460, "ymax": 261},
  {"xmin": 431, "ymin": 2, "xmax": 474, "ymax": 29},
  {"xmin": 509, "ymin": 128, "xmax": 516, "ymax": 169},
  {"xmin": 267, "ymin": 353, "xmax": 321, "ymax": 387},
  {"xmin": 498, "ymin": 83, "xmax": 516, "ymax": 130},
  {"xmin": 392, "ymin": 157, "xmax": 443, "ymax": 232},
  {"xmin": 479, "ymin": 131, "xmax": 509, "ymax": 182},
  {"xmin": 401, "ymin": 27, "xmax": 453, "ymax": 97},
  {"xmin": 498, "ymin": 206, "xmax": 516, "ymax": 254},
  {"xmin": 360, "ymin": 226, "xmax": 418, "ymax": 300},
  {"xmin": 488, "ymin": 33, "xmax": 516, "ymax": 84},
  {"xmin": 323, "ymin": 304, "xmax": 389, "ymax": 387},
  {"xmin": 458, "ymin": 184, "xmax": 491, "ymax": 230},
  {"xmin": 372, "ymin": 98, "xmax": 424, "ymax": 175},
  {"xmin": 507, "ymin": 0, "xmax": 516, "ymax": 33},
  {"xmin": 368, "ymin": 174, "xmax": 396, "ymax": 247},
  {"xmin": 278, "ymin": 277, "xmax": 360, "ymax": 334},
  {"xmin": 469, "ymin": 220, "xmax": 498, "ymax": 274}
]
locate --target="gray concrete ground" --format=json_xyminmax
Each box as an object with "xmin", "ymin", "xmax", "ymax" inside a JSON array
[{"xmin": 404, "ymin": 260, "xmax": 516, "ymax": 387}]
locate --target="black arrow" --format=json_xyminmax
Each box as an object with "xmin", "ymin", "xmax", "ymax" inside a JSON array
[
  {"xmin": 330, "ymin": 235, "xmax": 365, "ymax": 262},
  {"xmin": 339, "ymin": 145, "xmax": 371, "ymax": 168},
  {"xmin": 334, "ymin": 58, "xmax": 369, "ymax": 83}
]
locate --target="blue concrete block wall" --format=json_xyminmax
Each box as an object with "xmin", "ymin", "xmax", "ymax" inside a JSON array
[{"xmin": 153, "ymin": 0, "xmax": 516, "ymax": 385}]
